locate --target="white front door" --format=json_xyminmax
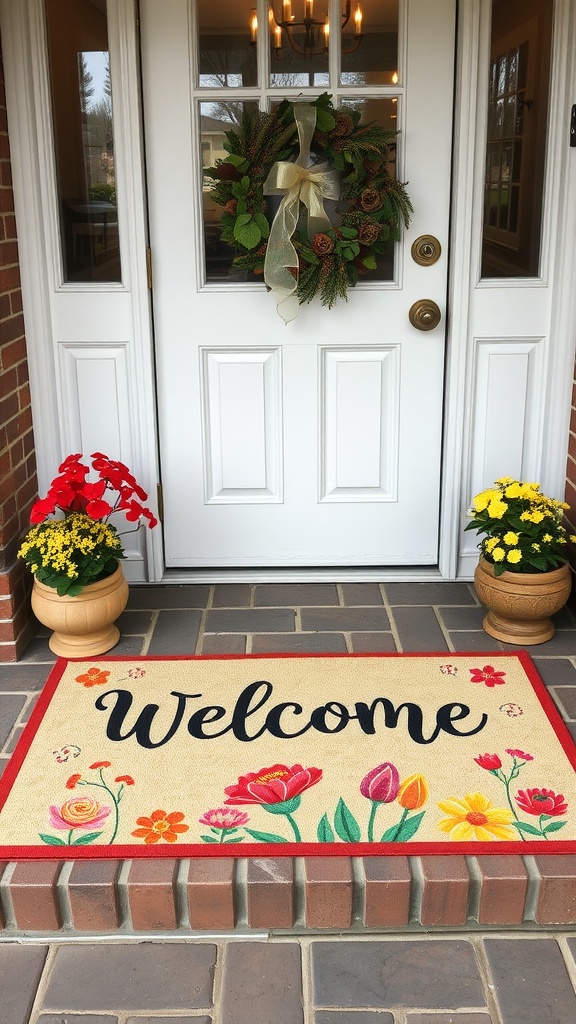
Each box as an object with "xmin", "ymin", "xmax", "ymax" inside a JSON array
[{"xmin": 141, "ymin": 0, "xmax": 456, "ymax": 568}]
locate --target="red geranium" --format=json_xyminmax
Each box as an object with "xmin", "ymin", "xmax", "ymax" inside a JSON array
[
  {"xmin": 516, "ymin": 787, "xmax": 568, "ymax": 817},
  {"xmin": 29, "ymin": 452, "xmax": 158, "ymax": 530},
  {"xmin": 224, "ymin": 763, "xmax": 322, "ymax": 806}
]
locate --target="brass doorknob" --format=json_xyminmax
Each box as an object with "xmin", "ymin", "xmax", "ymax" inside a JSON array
[
  {"xmin": 411, "ymin": 234, "xmax": 442, "ymax": 266},
  {"xmin": 408, "ymin": 299, "xmax": 442, "ymax": 331}
]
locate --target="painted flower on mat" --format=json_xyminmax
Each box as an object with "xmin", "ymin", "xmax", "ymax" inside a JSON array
[
  {"xmin": 224, "ymin": 763, "xmax": 322, "ymax": 844},
  {"xmin": 40, "ymin": 796, "xmax": 112, "ymax": 846},
  {"xmin": 360, "ymin": 762, "xmax": 400, "ymax": 803},
  {"xmin": 132, "ymin": 809, "xmax": 189, "ymax": 844},
  {"xmin": 437, "ymin": 793, "xmax": 515, "ymax": 841},
  {"xmin": 516, "ymin": 788, "xmax": 568, "ymax": 817},
  {"xmin": 469, "ymin": 665, "xmax": 506, "ymax": 687},
  {"xmin": 75, "ymin": 667, "xmax": 111, "ymax": 688},
  {"xmin": 198, "ymin": 808, "xmax": 250, "ymax": 845},
  {"xmin": 41, "ymin": 760, "xmax": 135, "ymax": 847}
]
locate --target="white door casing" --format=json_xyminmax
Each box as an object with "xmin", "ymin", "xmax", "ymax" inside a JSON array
[{"xmin": 141, "ymin": 0, "xmax": 456, "ymax": 568}]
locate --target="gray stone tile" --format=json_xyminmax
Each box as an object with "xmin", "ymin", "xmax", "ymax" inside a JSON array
[
  {"xmin": 505, "ymin": 631, "xmax": 576, "ymax": 655},
  {"xmin": 383, "ymin": 583, "xmax": 477, "ymax": 606},
  {"xmin": 0, "ymin": 663, "xmax": 52, "ymax": 690},
  {"xmin": 406, "ymin": 1017, "xmax": 492, "ymax": 1024},
  {"xmin": 311, "ymin": 940, "xmax": 485, "ymax": 1009},
  {"xmin": 349, "ymin": 633, "xmax": 397, "ymax": 652},
  {"xmin": 201, "ymin": 634, "xmax": 247, "ymax": 654},
  {"xmin": 40, "ymin": 943, "xmax": 216, "ymax": 1013},
  {"xmin": 255, "ymin": 584, "xmax": 339, "ymax": 606},
  {"xmin": 300, "ymin": 608, "xmax": 390, "ymax": 631},
  {"xmin": 15, "ymin": 636, "xmax": 56, "ymax": 664},
  {"xmin": 108, "ymin": 634, "xmax": 146, "ymax": 656},
  {"xmin": 484, "ymin": 938, "xmax": 576, "ymax": 1024},
  {"xmin": 146, "ymin": 609, "xmax": 203, "ymax": 653},
  {"xmin": 127, "ymin": 585, "xmax": 210, "ymax": 609},
  {"xmin": 341, "ymin": 584, "xmax": 384, "ymax": 606},
  {"xmin": 213, "ymin": 584, "xmax": 252, "ymax": 607},
  {"xmin": 533, "ymin": 658, "xmax": 576, "ymax": 687},
  {"xmin": 553, "ymin": 605, "xmax": 576, "ymax": 628},
  {"xmin": 205, "ymin": 608, "xmax": 296, "ymax": 632},
  {"xmin": 38, "ymin": 1016, "xmax": 116, "ymax": 1024},
  {"xmin": 445, "ymin": 630, "xmax": 504, "ymax": 652},
  {"xmin": 126, "ymin": 1019, "xmax": 210, "ymax": 1024},
  {"xmin": 551, "ymin": 686, "xmax": 576, "ymax": 719},
  {"xmin": 439, "ymin": 606, "xmax": 487, "ymax": 629},
  {"xmin": 390, "ymin": 607, "xmax": 448, "ymax": 652},
  {"xmin": 0, "ymin": 694, "xmax": 27, "ymax": 749},
  {"xmin": 116, "ymin": 609, "xmax": 154, "ymax": 633},
  {"xmin": 316, "ymin": 1015, "xmax": 394, "ymax": 1024},
  {"xmin": 251, "ymin": 633, "xmax": 347, "ymax": 653},
  {"xmin": 0, "ymin": 944, "xmax": 48, "ymax": 1024},
  {"xmin": 221, "ymin": 942, "xmax": 303, "ymax": 1024}
]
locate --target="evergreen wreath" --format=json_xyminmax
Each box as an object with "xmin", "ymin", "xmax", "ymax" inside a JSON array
[{"xmin": 205, "ymin": 93, "xmax": 412, "ymax": 310}]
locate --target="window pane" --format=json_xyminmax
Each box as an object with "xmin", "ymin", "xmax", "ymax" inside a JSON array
[
  {"xmin": 269, "ymin": 0, "xmax": 329, "ymax": 87},
  {"xmin": 201, "ymin": 101, "xmax": 260, "ymax": 282},
  {"xmin": 198, "ymin": 0, "xmax": 257, "ymax": 88},
  {"xmin": 481, "ymin": 1, "xmax": 552, "ymax": 279},
  {"xmin": 341, "ymin": 0, "xmax": 399, "ymax": 87},
  {"xmin": 45, "ymin": 0, "xmax": 120, "ymax": 284}
]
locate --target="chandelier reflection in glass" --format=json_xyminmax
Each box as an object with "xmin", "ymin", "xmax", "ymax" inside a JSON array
[{"xmin": 249, "ymin": 1, "xmax": 364, "ymax": 60}]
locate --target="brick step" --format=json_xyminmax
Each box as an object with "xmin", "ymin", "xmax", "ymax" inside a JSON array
[{"xmin": 1, "ymin": 853, "xmax": 575, "ymax": 935}]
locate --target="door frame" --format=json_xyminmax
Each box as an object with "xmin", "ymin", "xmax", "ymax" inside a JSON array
[{"xmin": 2, "ymin": 0, "xmax": 576, "ymax": 582}]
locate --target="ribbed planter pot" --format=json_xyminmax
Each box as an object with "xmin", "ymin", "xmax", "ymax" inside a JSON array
[
  {"xmin": 474, "ymin": 556, "xmax": 572, "ymax": 645},
  {"xmin": 31, "ymin": 563, "xmax": 129, "ymax": 658}
]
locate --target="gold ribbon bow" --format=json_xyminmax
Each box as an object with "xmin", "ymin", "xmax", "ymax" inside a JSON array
[{"xmin": 263, "ymin": 104, "xmax": 340, "ymax": 324}]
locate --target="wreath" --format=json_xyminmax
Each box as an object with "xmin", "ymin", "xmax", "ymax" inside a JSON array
[{"xmin": 205, "ymin": 93, "xmax": 412, "ymax": 322}]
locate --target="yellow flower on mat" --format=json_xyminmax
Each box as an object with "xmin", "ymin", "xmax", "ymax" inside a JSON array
[{"xmin": 437, "ymin": 792, "xmax": 515, "ymax": 841}]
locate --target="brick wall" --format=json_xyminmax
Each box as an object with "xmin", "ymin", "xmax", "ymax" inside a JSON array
[{"xmin": 0, "ymin": 37, "xmax": 38, "ymax": 661}]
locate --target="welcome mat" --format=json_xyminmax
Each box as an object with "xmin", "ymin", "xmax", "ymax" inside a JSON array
[{"xmin": 1, "ymin": 652, "xmax": 576, "ymax": 858}]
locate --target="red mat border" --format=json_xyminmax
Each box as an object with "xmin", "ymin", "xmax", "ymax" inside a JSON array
[{"xmin": 1, "ymin": 650, "xmax": 576, "ymax": 859}]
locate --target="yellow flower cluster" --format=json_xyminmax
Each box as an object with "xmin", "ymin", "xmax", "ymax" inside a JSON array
[
  {"xmin": 18, "ymin": 513, "xmax": 122, "ymax": 584},
  {"xmin": 467, "ymin": 477, "xmax": 576, "ymax": 575}
]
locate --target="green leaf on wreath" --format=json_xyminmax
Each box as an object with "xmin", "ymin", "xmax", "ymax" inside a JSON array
[
  {"xmin": 244, "ymin": 827, "xmax": 290, "ymax": 843},
  {"xmin": 227, "ymin": 153, "xmax": 249, "ymax": 170},
  {"xmin": 234, "ymin": 218, "xmax": 262, "ymax": 250},
  {"xmin": 39, "ymin": 833, "xmax": 66, "ymax": 846},
  {"xmin": 380, "ymin": 811, "xmax": 425, "ymax": 843},
  {"xmin": 363, "ymin": 255, "xmax": 377, "ymax": 270},
  {"xmin": 317, "ymin": 812, "xmax": 335, "ymax": 843},
  {"xmin": 510, "ymin": 821, "xmax": 543, "ymax": 836},
  {"xmin": 253, "ymin": 212, "xmax": 270, "ymax": 238},
  {"xmin": 334, "ymin": 798, "xmax": 361, "ymax": 843},
  {"xmin": 340, "ymin": 226, "xmax": 358, "ymax": 239},
  {"xmin": 315, "ymin": 107, "xmax": 336, "ymax": 133}
]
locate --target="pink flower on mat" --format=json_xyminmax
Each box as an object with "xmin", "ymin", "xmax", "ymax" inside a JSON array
[
  {"xmin": 360, "ymin": 762, "xmax": 400, "ymax": 803},
  {"xmin": 506, "ymin": 749, "xmax": 533, "ymax": 761},
  {"xmin": 224, "ymin": 763, "xmax": 322, "ymax": 806},
  {"xmin": 470, "ymin": 665, "xmax": 506, "ymax": 687},
  {"xmin": 516, "ymin": 788, "xmax": 568, "ymax": 817},
  {"xmin": 474, "ymin": 753, "xmax": 502, "ymax": 771},
  {"xmin": 49, "ymin": 796, "xmax": 111, "ymax": 831},
  {"xmin": 199, "ymin": 808, "xmax": 250, "ymax": 830}
]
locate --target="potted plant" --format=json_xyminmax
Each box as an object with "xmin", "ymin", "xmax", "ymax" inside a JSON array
[
  {"xmin": 18, "ymin": 452, "xmax": 157, "ymax": 657},
  {"xmin": 466, "ymin": 477, "xmax": 575, "ymax": 644}
]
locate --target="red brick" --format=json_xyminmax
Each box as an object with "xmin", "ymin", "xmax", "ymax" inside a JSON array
[
  {"xmin": 247, "ymin": 858, "xmax": 294, "ymax": 928},
  {"xmin": 0, "ymin": 187, "xmax": 15, "ymax": 214},
  {"xmin": 476, "ymin": 855, "xmax": 527, "ymax": 925},
  {"xmin": 126, "ymin": 858, "xmax": 178, "ymax": 930},
  {"xmin": 68, "ymin": 859, "xmax": 121, "ymax": 930},
  {"xmin": 0, "ymin": 264, "xmax": 19, "ymax": 291},
  {"xmin": 363, "ymin": 856, "xmax": 411, "ymax": 927},
  {"xmin": 0, "ymin": 239, "xmax": 17, "ymax": 266},
  {"xmin": 10, "ymin": 860, "xmax": 62, "ymax": 930},
  {"xmin": 187, "ymin": 858, "xmax": 235, "ymax": 930},
  {"xmin": 1, "ymin": 331, "xmax": 27, "ymax": 367},
  {"xmin": 534, "ymin": 855, "xmax": 576, "ymax": 924},
  {"xmin": 304, "ymin": 857, "xmax": 353, "ymax": 928},
  {"xmin": 419, "ymin": 856, "xmax": 469, "ymax": 926}
]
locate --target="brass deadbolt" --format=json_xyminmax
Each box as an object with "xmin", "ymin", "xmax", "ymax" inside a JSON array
[
  {"xmin": 411, "ymin": 234, "xmax": 442, "ymax": 266},
  {"xmin": 409, "ymin": 299, "xmax": 442, "ymax": 331}
]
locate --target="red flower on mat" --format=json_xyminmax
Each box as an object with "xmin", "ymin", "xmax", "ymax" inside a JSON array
[
  {"xmin": 89, "ymin": 761, "xmax": 111, "ymax": 770},
  {"xmin": 516, "ymin": 788, "xmax": 568, "ymax": 817},
  {"xmin": 470, "ymin": 665, "xmax": 506, "ymax": 687},
  {"xmin": 360, "ymin": 762, "xmax": 400, "ymax": 802},
  {"xmin": 224, "ymin": 763, "xmax": 322, "ymax": 806},
  {"xmin": 506, "ymin": 749, "xmax": 533, "ymax": 761},
  {"xmin": 115, "ymin": 775, "xmax": 135, "ymax": 785},
  {"xmin": 75, "ymin": 667, "xmax": 111, "ymax": 688},
  {"xmin": 131, "ymin": 809, "xmax": 189, "ymax": 844},
  {"xmin": 66, "ymin": 773, "xmax": 82, "ymax": 789},
  {"xmin": 198, "ymin": 808, "xmax": 250, "ymax": 830},
  {"xmin": 474, "ymin": 753, "xmax": 503, "ymax": 771}
]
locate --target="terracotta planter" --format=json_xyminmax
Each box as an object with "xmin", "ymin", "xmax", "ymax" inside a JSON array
[
  {"xmin": 31, "ymin": 563, "xmax": 129, "ymax": 658},
  {"xmin": 473, "ymin": 556, "xmax": 572, "ymax": 645}
]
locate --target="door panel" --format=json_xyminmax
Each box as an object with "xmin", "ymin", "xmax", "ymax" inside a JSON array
[{"xmin": 141, "ymin": 0, "xmax": 456, "ymax": 567}]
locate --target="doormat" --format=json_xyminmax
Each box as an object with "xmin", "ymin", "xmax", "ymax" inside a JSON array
[{"xmin": 1, "ymin": 652, "xmax": 576, "ymax": 859}]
